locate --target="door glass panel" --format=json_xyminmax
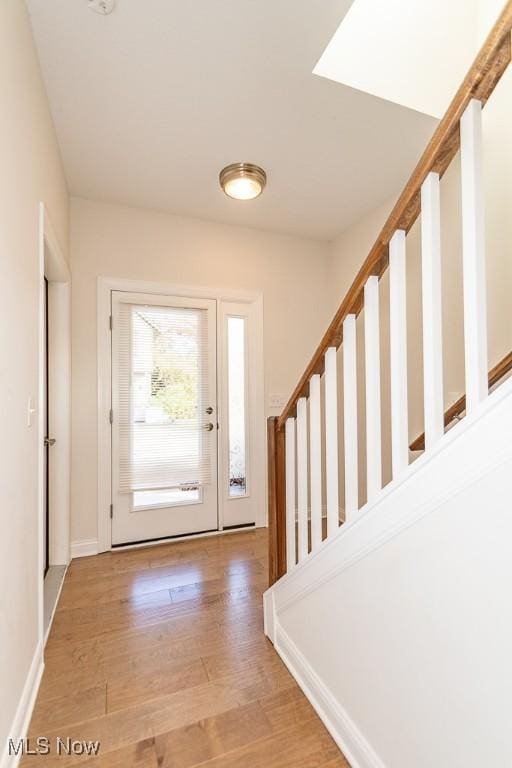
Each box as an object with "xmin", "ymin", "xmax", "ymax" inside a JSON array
[
  {"xmin": 227, "ymin": 316, "xmax": 247, "ymax": 496},
  {"xmin": 117, "ymin": 303, "xmax": 212, "ymax": 493},
  {"xmin": 133, "ymin": 487, "xmax": 200, "ymax": 510}
]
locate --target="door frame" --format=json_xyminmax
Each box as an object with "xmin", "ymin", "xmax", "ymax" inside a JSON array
[
  {"xmin": 97, "ymin": 276, "xmax": 265, "ymax": 553},
  {"xmin": 37, "ymin": 203, "xmax": 71, "ymax": 643},
  {"xmin": 44, "ymin": 277, "xmax": 49, "ymax": 575}
]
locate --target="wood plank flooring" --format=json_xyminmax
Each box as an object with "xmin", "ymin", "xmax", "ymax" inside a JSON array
[{"xmin": 24, "ymin": 529, "xmax": 350, "ymax": 767}]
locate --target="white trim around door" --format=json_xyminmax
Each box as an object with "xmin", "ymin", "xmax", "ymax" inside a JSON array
[{"xmin": 97, "ymin": 276, "xmax": 266, "ymax": 554}]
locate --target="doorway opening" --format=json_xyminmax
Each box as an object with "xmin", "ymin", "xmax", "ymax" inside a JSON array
[{"xmin": 38, "ymin": 204, "xmax": 71, "ymax": 644}]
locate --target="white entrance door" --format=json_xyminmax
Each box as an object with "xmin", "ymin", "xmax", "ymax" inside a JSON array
[{"xmin": 111, "ymin": 291, "xmax": 218, "ymax": 545}]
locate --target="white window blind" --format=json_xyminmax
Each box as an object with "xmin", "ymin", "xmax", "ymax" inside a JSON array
[{"xmin": 117, "ymin": 302, "xmax": 212, "ymax": 493}]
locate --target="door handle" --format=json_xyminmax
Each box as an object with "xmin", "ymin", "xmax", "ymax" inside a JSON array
[
  {"xmin": 44, "ymin": 437, "xmax": 56, "ymax": 447},
  {"xmin": 206, "ymin": 406, "xmax": 213, "ymax": 415},
  {"xmin": 204, "ymin": 423, "xmax": 214, "ymax": 432}
]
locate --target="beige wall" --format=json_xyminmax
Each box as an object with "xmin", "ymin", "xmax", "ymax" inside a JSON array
[
  {"xmin": 0, "ymin": 0, "xmax": 68, "ymax": 749},
  {"xmin": 70, "ymin": 197, "xmax": 331, "ymax": 544},
  {"xmin": 326, "ymin": 85, "xmax": 512, "ymax": 508}
]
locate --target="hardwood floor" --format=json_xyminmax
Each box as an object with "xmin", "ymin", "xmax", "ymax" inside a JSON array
[{"xmin": 24, "ymin": 529, "xmax": 350, "ymax": 767}]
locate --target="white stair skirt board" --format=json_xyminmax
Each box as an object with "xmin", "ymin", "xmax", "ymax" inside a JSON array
[
  {"xmin": 1, "ymin": 640, "xmax": 44, "ymax": 768},
  {"xmin": 274, "ymin": 625, "xmax": 385, "ymax": 768},
  {"xmin": 264, "ymin": 378, "xmax": 512, "ymax": 768},
  {"xmin": 71, "ymin": 539, "xmax": 99, "ymax": 559}
]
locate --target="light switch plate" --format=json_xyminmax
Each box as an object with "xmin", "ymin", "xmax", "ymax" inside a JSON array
[
  {"xmin": 27, "ymin": 396, "xmax": 36, "ymax": 427},
  {"xmin": 269, "ymin": 393, "xmax": 286, "ymax": 408}
]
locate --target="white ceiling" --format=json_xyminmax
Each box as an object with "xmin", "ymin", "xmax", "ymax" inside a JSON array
[{"xmin": 27, "ymin": 0, "xmax": 437, "ymax": 241}]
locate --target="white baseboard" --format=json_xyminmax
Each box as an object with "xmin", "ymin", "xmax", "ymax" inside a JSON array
[
  {"xmin": 43, "ymin": 565, "xmax": 68, "ymax": 645},
  {"xmin": 263, "ymin": 589, "xmax": 276, "ymax": 643},
  {"xmin": 1, "ymin": 640, "xmax": 44, "ymax": 768},
  {"xmin": 274, "ymin": 623, "xmax": 385, "ymax": 768},
  {"xmin": 71, "ymin": 539, "xmax": 99, "ymax": 558}
]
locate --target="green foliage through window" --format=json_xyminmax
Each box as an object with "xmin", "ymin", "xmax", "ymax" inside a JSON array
[{"xmin": 150, "ymin": 366, "xmax": 197, "ymax": 420}]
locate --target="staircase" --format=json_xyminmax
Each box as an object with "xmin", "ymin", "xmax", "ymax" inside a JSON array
[{"xmin": 264, "ymin": 6, "xmax": 512, "ymax": 767}]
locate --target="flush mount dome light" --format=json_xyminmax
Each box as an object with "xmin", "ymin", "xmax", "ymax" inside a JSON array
[{"xmin": 219, "ymin": 163, "xmax": 267, "ymax": 201}]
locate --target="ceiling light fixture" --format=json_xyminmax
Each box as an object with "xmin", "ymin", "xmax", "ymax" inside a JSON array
[
  {"xmin": 88, "ymin": 0, "xmax": 116, "ymax": 15},
  {"xmin": 219, "ymin": 163, "xmax": 267, "ymax": 201}
]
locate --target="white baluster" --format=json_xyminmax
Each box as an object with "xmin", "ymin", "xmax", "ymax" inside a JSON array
[
  {"xmin": 364, "ymin": 275, "xmax": 382, "ymax": 501},
  {"xmin": 343, "ymin": 314, "xmax": 358, "ymax": 519},
  {"xmin": 325, "ymin": 347, "xmax": 339, "ymax": 537},
  {"xmin": 296, "ymin": 397, "xmax": 309, "ymax": 562},
  {"xmin": 461, "ymin": 98, "xmax": 488, "ymax": 412},
  {"xmin": 421, "ymin": 171, "xmax": 444, "ymax": 449},
  {"xmin": 309, "ymin": 374, "xmax": 322, "ymax": 551},
  {"xmin": 389, "ymin": 230, "xmax": 409, "ymax": 478},
  {"xmin": 285, "ymin": 417, "xmax": 296, "ymax": 571}
]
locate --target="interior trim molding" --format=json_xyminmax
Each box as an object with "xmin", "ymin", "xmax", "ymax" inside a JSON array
[
  {"xmin": 71, "ymin": 539, "xmax": 99, "ymax": 559},
  {"xmin": 274, "ymin": 624, "xmax": 385, "ymax": 768},
  {"xmin": 1, "ymin": 640, "xmax": 44, "ymax": 768}
]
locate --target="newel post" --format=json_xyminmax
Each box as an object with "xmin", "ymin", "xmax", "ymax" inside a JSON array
[{"xmin": 267, "ymin": 417, "xmax": 286, "ymax": 585}]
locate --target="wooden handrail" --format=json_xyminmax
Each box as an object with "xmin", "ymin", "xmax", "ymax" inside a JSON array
[
  {"xmin": 277, "ymin": 4, "xmax": 512, "ymax": 431},
  {"xmin": 410, "ymin": 351, "xmax": 512, "ymax": 452}
]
